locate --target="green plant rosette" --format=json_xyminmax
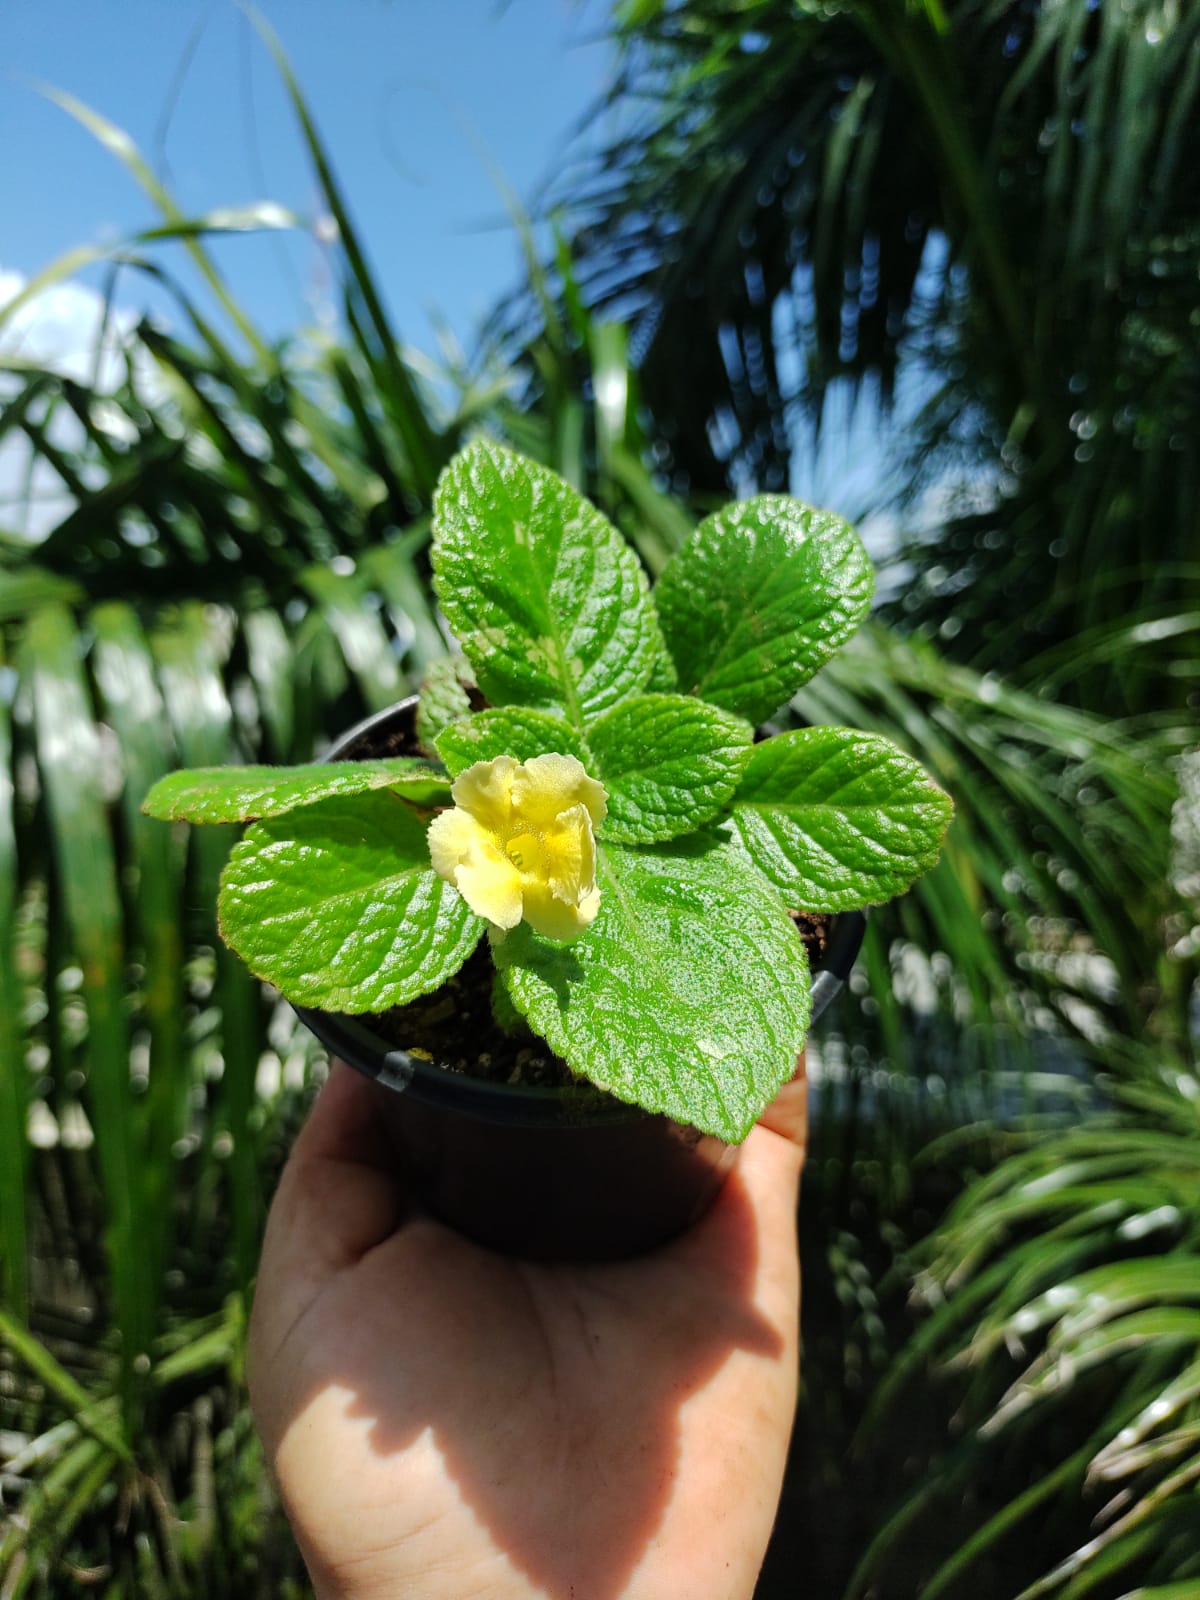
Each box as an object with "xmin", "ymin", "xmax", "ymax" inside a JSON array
[{"xmin": 147, "ymin": 442, "xmax": 951, "ymax": 1141}]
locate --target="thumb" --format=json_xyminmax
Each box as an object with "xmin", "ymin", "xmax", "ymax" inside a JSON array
[
  {"xmin": 250, "ymin": 1065, "xmax": 406, "ymax": 1382},
  {"xmin": 271, "ymin": 1062, "xmax": 405, "ymax": 1271},
  {"xmin": 754, "ymin": 1050, "xmax": 808, "ymax": 1157}
]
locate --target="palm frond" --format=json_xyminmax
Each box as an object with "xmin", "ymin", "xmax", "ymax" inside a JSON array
[
  {"xmin": 851, "ymin": 1055, "xmax": 1200, "ymax": 1597},
  {"xmin": 797, "ymin": 622, "xmax": 1189, "ymax": 1088},
  {"xmin": 502, "ymin": 0, "xmax": 1200, "ymax": 684}
]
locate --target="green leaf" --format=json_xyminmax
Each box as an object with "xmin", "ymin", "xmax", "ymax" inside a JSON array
[
  {"xmin": 435, "ymin": 706, "xmax": 587, "ymax": 777},
  {"xmin": 645, "ymin": 634, "xmax": 680, "ymax": 693},
  {"xmin": 219, "ymin": 790, "xmax": 482, "ymax": 1013},
  {"xmin": 586, "ymin": 693, "xmax": 753, "ymax": 843},
  {"xmin": 654, "ymin": 496, "xmax": 873, "ymax": 724},
  {"xmin": 0, "ymin": 565, "xmax": 84, "ymax": 623},
  {"xmin": 0, "ymin": 1306, "xmax": 132, "ymax": 1464},
  {"xmin": 91, "ymin": 602, "xmax": 186, "ymax": 1322},
  {"xmin": 301, "ymin": 565, "xmax": 405, "ymax": 712},
  {"xmin": 0, "ymin": 671, "xmax": 28, "ymax": 1322},
  {"xmin": 432, "ymin": 440, "xmax": 662, "ymax": 726},
  {"xmin": 144, "ymin": 757, "xmax": 449, "ymax": 824},
  {"xmin": 152, "ymin": 606, "xmax": 264, "ymax": 1290},
  {"xmin": 495, "ymin": 835, "xmax": 811, "ymax": 1141},
  {"xmin": 25, "ymin": 604, "xmax": 149, "ymax": 1411},
  {"xmin": 415, "ymin": 655, "xmax": 476, "ymax": 752},
  {"xmin": 732, "ymin": 728, "xmax": 951, "ymax": 911}
]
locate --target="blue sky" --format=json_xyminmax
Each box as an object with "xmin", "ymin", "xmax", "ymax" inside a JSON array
[
  {"xmin": 0, "ymin": 1, "xmax": 914, "ymax": 551},
  {"xmin": 2, "ymin": 0, "xmax": 614, "ymax": 350}
]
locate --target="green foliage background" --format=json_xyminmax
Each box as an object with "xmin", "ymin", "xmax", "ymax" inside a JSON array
[{"xmin": 0, "ymin": 5, "xmax": 1196, "ymax": 1596}]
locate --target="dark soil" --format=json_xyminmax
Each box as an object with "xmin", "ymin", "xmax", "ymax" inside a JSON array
[
  {"xmin": 351, "ymin": 698, "xmax": 832, "ymax": 1088},
  {"xmin": 343, "ymin": 723, "xmax": 424, "ymax": 762},
  {"xmin": 789, "ymin": 909, "xmax": 830, "ymax": 970},
  {"xmin": 371, "ymin": 942, "xmax": 576, "ymax": 1086},
  {"xmin": 340, "ymin": 686, "xmax": 485, "ymax": 762}
]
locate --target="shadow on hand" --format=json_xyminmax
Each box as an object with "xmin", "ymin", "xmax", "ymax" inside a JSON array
[{"xmin": 285, "ymin": 1166, "xmax": 779, "ymax": 1600}]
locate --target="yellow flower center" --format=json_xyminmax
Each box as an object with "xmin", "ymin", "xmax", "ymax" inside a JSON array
[
  {"xmin": 505, "ymin": 833, "xmax": 539, "ymax": 873},
  {"xmin": 427, "ymin": 752, "xmax": 607, "ymax": 942}
]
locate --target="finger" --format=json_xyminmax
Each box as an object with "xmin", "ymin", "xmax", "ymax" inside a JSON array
[
  {"xmin": 671, "ymin": 1083, "xmax": 805, "ymax": 1346},
  {"xmin": 267, "ymin": 1063, "xmax": 406, "ymax": 1276},
  {"xmin": 673, "ymin": 1054, "xmax": 807, "ymax": 1280},
  {"xmin": 754, "ymin": 1050, "xmax": 808, "ymax": 1154},
  {"xmin": 290, "ymin": 1056, "xmax": 395, "ymax": 1171},
  {"xmin": 250, "ymin": 1065, "xmax": 409, "ymax": 1388}
]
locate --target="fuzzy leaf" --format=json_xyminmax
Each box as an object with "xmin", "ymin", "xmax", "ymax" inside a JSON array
[
  {"xmin": 218, "ymin": 790, "xmax": 482, "ymax": 1011},
  {"xmin": 432, "ymin": 440, "xmax": 662, "ymax": 725},
  {"xmin": 654, "ymin": 496, "xmax": 873, "ymax": 724},
  {"xmin": 495, "ymin": 835, "xmax": 811, "ymax": 1142},
  {"xmin": 436, "ymin": 706, "xmax": 587, "ymax": 778},
  {"xmin": 145, "ymin": 757, "xmax": 450, "ymax": 824},
  {"xmin": 731, "ymin": 728, "xmax": 953, "ymax": 911},
  {"xmin": 645, "ymin": 629, "xmax": 680, "ymax": 693},
  {"xmin": 585, "ymin": 694, "xmax": 752, "ymax": 843},
  {"xmin": 415, "ymin": 656, "xmax": 476, "ymax": 752}
]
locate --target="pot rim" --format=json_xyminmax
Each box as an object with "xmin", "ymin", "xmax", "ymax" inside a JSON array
[{"xmin": 295, "ymin": 695, "xmax": 867, "ymax": 1128}]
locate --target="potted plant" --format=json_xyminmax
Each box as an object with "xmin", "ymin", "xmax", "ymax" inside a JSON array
[{"xmin": 145, "ymin": 441, "xmax": 951, "ymax": 1257}]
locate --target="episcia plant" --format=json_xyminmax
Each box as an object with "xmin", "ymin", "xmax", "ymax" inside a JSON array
[{"xmin": 144, "ymin": 441, "xmax": 952, "ymax": 1144}]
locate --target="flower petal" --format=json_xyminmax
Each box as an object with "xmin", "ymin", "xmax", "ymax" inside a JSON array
[
  {"xmin": 456, "ymin": 851, "xmax": 523, "ymax": 930},
  {"xmin": 522, "ymin": 880, "xmax": 598, "ymax": 942},
  {"xmin": 541, "ymin": 802, "xmax": 596, "ymax": 905},
  {"xmin": 451, "ymin": 755, "xmax": 518, "ymax": 832},
  {"xmin": 427, "ymin": 807, "xmax": 490, "ymax": 884},
  {"xmin": 428, "ymin": 805, "xmax": 523, "ymax": 928},
  {"xmin": 431, "ymin": 751, "xmax": 605, "ymax": 942},
  {"xmin": 511, "ymin": 752, "xmax": 608, "ymax": 829}
]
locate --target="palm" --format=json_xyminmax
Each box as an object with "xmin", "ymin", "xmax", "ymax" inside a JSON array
[
  {"xmin": 249, "ymin": 1066, "xmax": 805, "ymax": 1600},
  {"xmin": 521, "ymin": 2, "xmax": 1200, "ymax": 698}
]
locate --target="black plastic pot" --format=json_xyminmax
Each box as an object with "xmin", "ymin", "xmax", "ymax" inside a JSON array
[{"xmin": 294, "ymin": 698, "xmax": 866, "ymax": 1260}]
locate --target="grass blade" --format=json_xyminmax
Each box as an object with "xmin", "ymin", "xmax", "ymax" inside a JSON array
[
  {"xmin": 245, "ymin": 5, "xmax": 444, "ymax": 495},
  {"xmin": 24, "ymin": 603, "xmax": 150, "ymax": 1418},
  {"xmin": 242, "ymin": 607, "xmax": 299, "ymax": 760},
  {"xmin": 0, "ymin": 1306, "xmax": 129, "ymax": 1464},
  {"xmin": 301, "ymin": 564, "xmax": 405, "ymax": 712},
  {"xmin": 152, "ymin": 607, "xmax": 262, "ymax": 1292},
  {"xmin": 90, "ymin": 602, "xmax": 187, "ymax": 1313},
  {"xmin": 0, "ymin": 657, "xmax": 28, "ymax": 1320}
]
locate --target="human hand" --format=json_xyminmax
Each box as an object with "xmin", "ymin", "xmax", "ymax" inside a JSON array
[{"xmin": 248, "ymin": 1060, "xmax": 808, "ymax": 1600}]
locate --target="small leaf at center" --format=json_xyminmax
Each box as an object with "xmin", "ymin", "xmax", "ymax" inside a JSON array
[
  {"xmin": 436, "ymin": 706, "xmax": 587, "ymax": 777},
  {"xmin": 585, "ymin": 693, "xmax": 752, "ymax": 843}
]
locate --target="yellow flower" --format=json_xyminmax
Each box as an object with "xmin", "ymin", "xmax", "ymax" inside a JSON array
[{"xmin": 427, "ymin": 753, "xmax": 608, "ymax": 941}]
